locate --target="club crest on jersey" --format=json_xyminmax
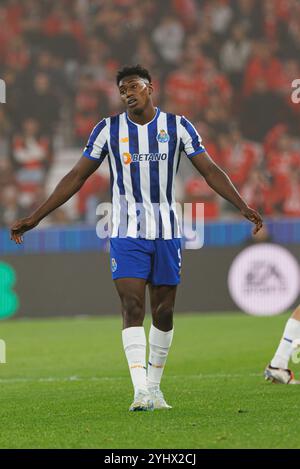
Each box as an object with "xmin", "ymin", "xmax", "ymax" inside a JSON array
[
  {"xmin": 156, "ymin": 129, "xmax": 170, "ymax": 143},
  {"xmin": 111, "ymin": 258, "xmax": 117, "ymax": 272}
]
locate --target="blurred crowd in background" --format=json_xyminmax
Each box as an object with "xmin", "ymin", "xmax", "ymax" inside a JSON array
[{"xmin": 1, "ymin": 0, "xmax": 300, "ymax": 227}]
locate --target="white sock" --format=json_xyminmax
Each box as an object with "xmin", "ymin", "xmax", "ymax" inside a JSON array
[
  {"xmin": 271, "ymin": 318, "xmax": 300, "ymax": 369},
  {"xmin": 122, "ymin": 327, "xmax": 147, "ymax": 395},
  {"xmin": 147, "ymin": 325, "xmax": 174, "ymax": 390}
]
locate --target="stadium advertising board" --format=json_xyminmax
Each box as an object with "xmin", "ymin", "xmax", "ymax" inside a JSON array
[{"xmin": 2, "ymin": 245, "xmax": 300, "ymax": 319}]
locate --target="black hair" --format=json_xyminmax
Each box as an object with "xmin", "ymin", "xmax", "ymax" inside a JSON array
[{"xmin": 116, "ymin": 64, "xmax": 152, "ymax": 86}]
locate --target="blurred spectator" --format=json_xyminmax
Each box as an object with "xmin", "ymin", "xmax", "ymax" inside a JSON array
[
  {"xmin": 184, "ymin": 177, "xmax": 220, "ymax": 220},
  {"xmin": 152, "ymin": 16, "xmax": 184, "ymax": 66},
  {"xmin": 134, "ymin": 36, "xmax": 161, "ymax": 88},
  {"xmin": 93, "ymin": 8, "xmax": 136, "ymax": 65},
  {"xmin": 18, "ymin": 73, "xmax": 59, "ymax": 135},
  {"xmin": 11, "ymin": 118, "xmax": 52, "ymax": 208},
  {"xmin": 74, "ymin": 73, "xmax": 109, "ymax": 144},
  {"xmin": 0, "ymin": 108, "xmax": 12, "ymax": 140},
  {"xmin": 204, "ymin": 0, "xmax": 233, "ymax": 37},
  {"xmin": 4, "ymin": 36, "xmax": 30, "ymax": 71},
  {"xmin": 1, "ymin": 68, "xmax": 20, "ymax": 124},
  {"xmin": 81, "ymin": 47, "xmax": 107, "ymax": 82},
  {"xmin": 0, "ymin": 184, "xmax": 25, "ymax": 227},
  {"xmin": 97, "ymin": 61, "xmax": 124, "ymax": 117},
  {"xmin": 266, "ymin": 132, "xmax": 300, "ymax": 184},
  {"xmin": 49, "ymin": 207, "xmax": 72, "ymax": 225},
  {"xmin": 240, "ymin": 169, "xmax": 277, "ymax": 216},
  {"xmin": 0, "ymin": 6, "xmax": 18, "ymax": 66},
  {"xmin": 49, "ymin": 21, "xmax": 80, "ymax": 62},
  {"xmin": 243, "ymin": 40, "xmax": 283, "ymax": 96},
  {"xmin": 240, "ymin": 78, "xmax": 289, "ymax": 141},
  {"xmin": 185, "ymin": 29, "xmax": 219, "ymax": 62},
  {"xmin": 219, "ymin": 128, "xmax": 260, "ymax": 187},
  {"xmin": 220, "ymin": 23, "xmax": 251, "ymax": 89},
  {"xmin": 77, "ymin": 172, "xmax": 110, "ymax": 224},
  {"xmin": 232, "ymin": 0, "xmax": 262, "ymax": 38},
  {"xmin": 22, "ymin": 5, "xmax": 45, "ymax": 53},
  {"xmin": 202, "ymin": 92, "xmax": 231, "ymax": 134},
  {"xmin": 172, "ymin": 0, "xmax": 198, "ymax": 31},
  {"xmin": 282, "ymin": 169, "xmax": 300, "ymax": 217},
  {"xmin": 0, "ymin": 158, "xmax": 15, "ymax": 189},
  {"xmin": 164, "ymin": 59, "xmax": 206, "ymax": 120}
]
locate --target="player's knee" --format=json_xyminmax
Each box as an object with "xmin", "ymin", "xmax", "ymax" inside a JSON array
[
  {"xmin": 122, "ymin": 294, "xmax": 144, "ymax": 325},
  {"xmin": 152, "ymin": 302, "xmax": 174, "ymax": 328}
]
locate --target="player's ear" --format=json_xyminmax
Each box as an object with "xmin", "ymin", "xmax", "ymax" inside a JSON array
[{"xmin": 148, "ymin": 83, "xmax": 154, "ymax": 95}]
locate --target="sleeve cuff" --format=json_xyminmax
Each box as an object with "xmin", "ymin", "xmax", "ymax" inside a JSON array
[
  {"xmin": 82, "ymin": 151, "xmax": 100, "ymax": 161},
  {"xmin": 187, "ymin": 148, "xmax": 206, "ymax": 159}
]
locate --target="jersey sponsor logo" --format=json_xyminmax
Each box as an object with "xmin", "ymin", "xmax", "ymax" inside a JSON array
[
  {"xmin": 122, "ymin": 152, "xmax": 132, "ymax": 165},
  {"xmin": 156, "ymin": 129, "xmax": 169, "ymax": 143},
  {"xmin": 111, "ymin": 258, "xmax": 117, "ymax": 272},
  {"xmin": 120, "ymin": 136, "xmax": 129, "ymax": 143},
  {"xmin": 122, "ymin": 152, "xmax": 167, "ymax": 164}
]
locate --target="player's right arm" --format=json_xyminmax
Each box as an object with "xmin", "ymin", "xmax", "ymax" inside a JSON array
[
  {"xmin": 10, "ymin": 156, "xmax": 101, "ymax": 244},
  {"xmin": 179, "ymin": 115, "xmax": 263, "ymax": 234}
]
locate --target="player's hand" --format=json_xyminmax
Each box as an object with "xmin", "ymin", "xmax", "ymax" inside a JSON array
[
  {"xmin": 240, "ymin": 206, "xmax": 263, "ymax": 235},
  {"xmin": 10, "ymin": 217, "xmax": 39, "ymax": 244}
]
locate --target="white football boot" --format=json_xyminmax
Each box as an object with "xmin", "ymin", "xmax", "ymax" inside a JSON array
[
  {"xmin": 264, "ymin": 364, "xmax": 300, "ymax": 384},
  {"xmin": 129, "ymin": 390, "xmax": 154, "ymax": 411},
  {"xmin": 148, "ymin": 387, "xmax": 172, "ymax": 409}
]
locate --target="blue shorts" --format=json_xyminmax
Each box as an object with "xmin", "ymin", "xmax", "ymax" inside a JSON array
[{"xmin": 110, "ymin": 237, "xmax": 182, "ymax": 285}]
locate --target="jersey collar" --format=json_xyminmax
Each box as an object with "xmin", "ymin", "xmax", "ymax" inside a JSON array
[{"xmin": 125, "ymin": 107, "xmax": 160, "ymax": 127}]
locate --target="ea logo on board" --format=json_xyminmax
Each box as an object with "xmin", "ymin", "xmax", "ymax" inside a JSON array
[{"xmin": 228, "ymin": 244, "xmax": 300, "ymax": 316}]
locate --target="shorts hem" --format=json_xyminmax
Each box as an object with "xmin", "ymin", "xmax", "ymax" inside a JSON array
[
  {"xmin": 149, "ymin": 280, "xmax": 181, "ymax": 286},
  {"xmin": 112, "ymin": 274, "xmax": 149, "ymax": 281}
]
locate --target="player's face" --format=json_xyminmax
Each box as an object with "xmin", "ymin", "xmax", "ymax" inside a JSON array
[{"xmin": 118, "ymin": 75, "xmax": 153, "ymax": 114}]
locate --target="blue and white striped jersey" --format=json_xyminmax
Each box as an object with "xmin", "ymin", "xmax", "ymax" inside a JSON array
[{"xmin": 83, "ymin": 108, "xmax": 205, "ymax": 239}]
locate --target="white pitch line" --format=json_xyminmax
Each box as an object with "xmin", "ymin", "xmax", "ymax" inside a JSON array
[{"xmin": 0, "ymin": 373, "xmax": 262, "ymax": 384}]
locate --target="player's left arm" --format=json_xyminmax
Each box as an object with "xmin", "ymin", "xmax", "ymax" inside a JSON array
[{"xmin": 191, "ymin": 151, "xmax": 263, "ymax": 234}]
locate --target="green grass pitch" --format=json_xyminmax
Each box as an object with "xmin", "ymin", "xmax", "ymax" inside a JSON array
[{"xmin": 0, "ymin": 312, "xmax": 299, "ymax": 449}]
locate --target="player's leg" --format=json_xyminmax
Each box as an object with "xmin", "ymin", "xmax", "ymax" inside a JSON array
[
  {"xmin": 265, "ymin": 305, "xmax": 300, "ymax": 384},
  {"xmin": 110, "ymin": 236, "xmax": 154, "ymax": 410},
  {"xmin": 114, "ymin": 277, "xmax": 153, "ymax": 410},
  {"xmin": 147, "ymin": 284, "xmax": 177, "ymax": 409},
  {"xmin": 146, "ymin": 238, "xmax": 181, "ymax": 409},
  {"xmin": 115, "ymin": 277, "xmax": 147, "ymax": 329},
  {"xmin": 149, "ymin": 284, "xmax": 176, "ymax": 331},
  {"xmin": 114, "ymin": 277, "xmax": 147, "ymax": 395}
]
